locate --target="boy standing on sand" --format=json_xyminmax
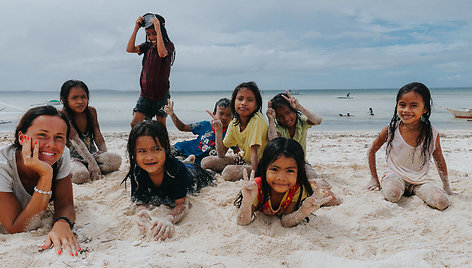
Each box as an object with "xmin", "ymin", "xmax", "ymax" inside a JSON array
[{"xmin": 127, "ymin": 13, "xmax": 175, "ymax": 128}]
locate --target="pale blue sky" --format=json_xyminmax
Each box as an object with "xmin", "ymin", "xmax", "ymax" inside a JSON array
[{"xmin": 0, "ymin": 0, "xmax": 471, "ymax": 92}]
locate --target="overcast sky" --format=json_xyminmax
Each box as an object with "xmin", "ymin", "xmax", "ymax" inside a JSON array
[{"xmin": 0, "ymin": 0, "xmax": 471, "ymax": 92}]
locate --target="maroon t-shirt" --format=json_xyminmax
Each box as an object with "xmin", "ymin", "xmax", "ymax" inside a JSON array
[{"xmin": 138, "ymin": 41, "xmax": 174, "ymax": 101}]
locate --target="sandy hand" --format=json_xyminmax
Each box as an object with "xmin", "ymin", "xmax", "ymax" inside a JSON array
[
  {"xmin": 136, "ymin": 210, "xmax": 152, "ymax": 235},
  {"xmin": 163, "ymin": 99, "xmax": 174, "ymax": 116},
  {"xmin": 300, "ymin": 189, "xmax": 333, "ymax": 214},
  {"xmin": 283, "ymin": 90, "xmax": 301, "ymax": 110},
  {"xmin": 207, "ymin": 110, "xmax": 223, "ymax": 132},
  {"xmin": 266, "ymin": 101, "xmax": 276, "ymax": 121},
  {"xmin": 367, "ymin": 177, "xmax": 381, "ymax": 191},
  {"xmin": 150, "ymin": 216, "xmax": 175, "ymax": 241},
  {"xmin": 241, "ymin": 169, "xmax": 258, "ymax": 202}
]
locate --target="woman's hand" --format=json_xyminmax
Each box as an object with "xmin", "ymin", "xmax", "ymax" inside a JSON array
[
  {"xmin": 300, "ymin": 189, "xmax": 333, "ymax": 214},
  {"xmin": 149, "ymin": 215, "xmax": 175, "ymax": 241},
  {"xmin": 42, "ymin": 220, "xmax": 79, "ymax": 256},
  {"xmin": 241, "ymin": 169, "xmax": 258, "ymax": 203},
  {"xmin": 20, "ymin": 135, "xmax": 52, "ymax": 177}
]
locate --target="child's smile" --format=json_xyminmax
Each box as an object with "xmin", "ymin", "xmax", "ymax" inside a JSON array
[
  {"xmin": 135, "ymin": 135, "xmax": 166, "ymax": 176},
  {"xmin": 396, "ymin": 91, "xmax": 427, "ymax": 125},
  {"xmin": 266, "ymin": 155, "xmax": 298, "ymax": 195},
  {"xmin": 275, "ymin": 105, "xmax": 297, "ymax": 128}
]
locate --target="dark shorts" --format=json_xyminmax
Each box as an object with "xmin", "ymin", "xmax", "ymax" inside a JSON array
[{"xmin": 133, "ymin": 93, "xmax": 170, "ymax": 119}]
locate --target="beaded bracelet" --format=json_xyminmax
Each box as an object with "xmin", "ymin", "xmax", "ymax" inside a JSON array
[
  {"xmin": 34, "ymin": 186, "xmax": 52, "ymax": 195},
  {"xmin": 53, "ymin": 216, "xmax": 74, "ymax": 229}
]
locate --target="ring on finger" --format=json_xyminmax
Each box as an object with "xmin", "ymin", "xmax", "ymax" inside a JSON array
[{"xmin": 25, "ymin": 155, "xmax": 32, "ymax": 159}]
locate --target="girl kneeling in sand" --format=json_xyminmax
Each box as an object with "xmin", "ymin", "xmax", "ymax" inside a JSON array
[
  {"xmin": 0, "ymin": 106, "xmax": 80, "ymax": 256},
  {"xmin": 123, "ymin": 120, "xmax": 215, "ymax": 240},
  {"xmin": 367, "ymin": 82, "xmax": 454, "ymax": 210},
  {"xmin": 235, "ymin": 137, "xmax": 334, "ymax": 227},
  {"xmin": 60, "ymin": 80, "xmax": 122, "ymax": 184}
]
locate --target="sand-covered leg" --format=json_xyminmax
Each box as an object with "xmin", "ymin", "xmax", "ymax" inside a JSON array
[
  {"xmin": 95, "ymin": 152, "xmax": 122, "ymax": 173},
  {"xmin": 70, "ymin": 160, "xmax": 90, "ymax": 184},
  {"xmin": 414, "ymin": 183, "xmax": 450, "ymax": 210},
  {"xmin": 380, "ymin": 175, "xmax": 405, "ymax": 203},
  {"xmin": 222, "ymin": 165, "xmax": 252, "ymax": 181}
]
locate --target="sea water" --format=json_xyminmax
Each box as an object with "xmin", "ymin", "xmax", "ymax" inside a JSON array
[{"xmin": 1, "ymin": 87, "xmax": 471, "ymax": 132}]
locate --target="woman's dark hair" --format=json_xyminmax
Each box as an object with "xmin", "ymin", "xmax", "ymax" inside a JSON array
[
  {"xmin": 230, "ymin": 81, "xmax": 263, "ymax": 126},
  {"xmin": 270, "ymin": 93, "xmax": 301, "ymax": 126},
  {"xmin": 213, "ymin": 98, "xmax": 231, "ymax": 114},
  {"xmin": 122, "ymin": 120, "xmax": 171, "ymax": 185},
  {"xmin": 234, "ymin": 137, "xmax": 312, "ymax": 212},
  {"xmin": 14, "ymin": 105, "xmax": 70, "ymax": 149},
  {"xmin": 60, "ymin": 80, "xmax": 94, "ymax": 141},
  {"xmin": 387, "ymin": 82, "xmax": 433, "ymax": 166}
]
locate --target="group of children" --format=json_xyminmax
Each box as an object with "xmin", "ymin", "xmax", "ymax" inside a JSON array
[{"xmin": 0, "ymin": 11, "xmax": 454, "ymax": 256}]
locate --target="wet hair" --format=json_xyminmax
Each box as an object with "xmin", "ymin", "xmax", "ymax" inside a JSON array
[
  {"xmin": 59, "ymin": 80, "xmax": 94, "ymax": 141},
  {"xmin": 144, "ymin": 13, "xmax": 175, "ymax": 66},
  {"xmin": 213, "ymin": 98, "xmax": 231, "ymax": 114},
  {"xmin": 270, "ymin": 93, "xmax": 301, "ymax": 126},
  {"xmin": 234, "ymin": 137, "xmax": 312, "ymax": 212},
  {"xmin": 122, "ymin": 120, "xmax": 171, "ymax": 185},
  {"xmin": 14, "ymin": 105, "xmax": 70, "ymax": 149},
  {"xmin": 230, "ymin": 81, "xmax": 263, "ymax": 126},
  {"xmin": 387, "ymin": 82, "xmax": 433, "ymax": 166}
]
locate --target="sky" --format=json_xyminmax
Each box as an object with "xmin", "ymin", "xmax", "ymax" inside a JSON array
[{"xmin": 0, "ymin": 0, "xmax": 471, "ymax": 92}]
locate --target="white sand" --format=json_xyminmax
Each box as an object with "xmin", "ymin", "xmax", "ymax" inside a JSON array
[{"xmin": 0, "ymin": 130, "xmax": 471, "ymax": 267}]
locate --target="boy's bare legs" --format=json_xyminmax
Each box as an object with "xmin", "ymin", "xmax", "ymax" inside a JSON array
[
  {"xmin": 201, "ymin": 156, "xmax": 236, "ymax": 173},
  {"xmin": 131, "ymin": 111, "xmax": 146, "ymax": 128},
  {"xmin": 380, "ymin": 176, "xmax": 405, "ymax": 203},
  {"xmin": 222, "ymin": 165, "xmax": 252, "ymax": 181},
  {"xmin": 414, "ymin": 183, "xmax": 450, "ymax": 210}
]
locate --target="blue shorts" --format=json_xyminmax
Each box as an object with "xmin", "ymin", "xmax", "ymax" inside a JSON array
[{"xmin": 133, "ymin": 93, "xmax": 170, "ymax": 119}]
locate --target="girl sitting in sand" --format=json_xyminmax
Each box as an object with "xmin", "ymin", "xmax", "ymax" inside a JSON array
[
  {"xmin": 60, "ymin": 80, "xmax": 121, "ymax": 184},
  {"xmin": 266, "ymin": 90, "xmax": 331, "ymax": 188},
  {"xmin": 367, "ymin": 82, "xmax": 453, "ymax": 210},
  {"xmin": 235, "ymin": 137, "xmax": 334, "ymax": 227},
  {"xmin": 201, "ymin": 81, "xmax": 268, "ymax": 181},
  {"xmin": 123, "ymin": 120, "xmax": 215, "ymax": 241},
  {"xmin": 0, "ymin": 106, "xmax": 80, "ymax": 256}
]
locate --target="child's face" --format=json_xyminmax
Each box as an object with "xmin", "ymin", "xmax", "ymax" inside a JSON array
[
  {"xmin": 234, "ymin": 88, "xmax": 257, "ymax": 119},
  {"xmin": 396, "ymin": 91, "xmax": 427, "ymax": 125},
  {"xmin": 275, "ymin": 104, "xmax": 297, "ymax": 128},
  {"xmin": 19, "ymin": 115, "xmax": 67, "ymax": 166},
  {"xmin": 214, "ymin": 106, "xmax": 233, "ymax": 128},
  {"xmin": 266, "ymin": 155, "xmax": 298, "ymax": 195},
  {"xmin": 67, "ymin": 86, "xmax": 88, "ymax": 114},
  {"xmin": 145, "ymin": 28, "xmax": 158, "ymax": 46},
  {"xmin": 135, "ymin": 135, "xmax": 166, "ymax": 176}
]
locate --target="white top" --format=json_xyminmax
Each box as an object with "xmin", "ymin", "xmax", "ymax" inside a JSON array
[
  {"xmin": 385, "ymin": 125, "xmax": 438, "ymax": 185},
  {"xmin": 0, "ymin": 145, "xmax": 71, "ymax": 209}
]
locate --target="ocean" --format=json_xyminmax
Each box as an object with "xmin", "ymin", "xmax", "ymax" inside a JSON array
[{"xmin": 1, "ymin": 87, "xmax": 471, "ymax": 132}]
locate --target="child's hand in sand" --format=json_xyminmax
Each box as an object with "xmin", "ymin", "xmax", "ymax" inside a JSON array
[
  {"xmin": 443, "ymin": 184, "xmax": 455, "ymax": 195},
  {"xmin": 241, "ymin": 169, "xmax": 258, "ymax": 203},
  {"xmin": 89, "ymin": 162, "xmax": 102, "ymax": 181},
  {"xmin": 163, "ymin": 99, "xmax": 175, "ymax": 117},
  {"xmin": 136, "ymin": 209, "xmax": 152, "ymax": 235},
  {"xmin": 207, "ymin": 110, "xmax": 223, "ymax": 132},
  {"xmin": 300, "ymin": 189, "xmax": 333, "ymax": 214},
  {"xmin": 149, "ymin": 215, "xmax": 175, "ymax": 241},
  {"xmin": 367, "ymin": 177, "xmax": 381, "ymax": 191}
]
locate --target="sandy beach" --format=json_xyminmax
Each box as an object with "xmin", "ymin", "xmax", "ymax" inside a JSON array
[{"xmin": 0, "ymin": 129, "xmax": 471, "ymax": 267}]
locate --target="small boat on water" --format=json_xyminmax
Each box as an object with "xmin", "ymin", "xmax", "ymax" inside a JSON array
[
  {"xmin": 442, "ymin": 106, "xmax": 472, "ymax": 119},
  {"xmin": 337, "ymin": 92, "xmax": 353, "ymax": 99},
  {"xmin": 31, "ymin": 99, "xmax": 62, "ymax": 106}
]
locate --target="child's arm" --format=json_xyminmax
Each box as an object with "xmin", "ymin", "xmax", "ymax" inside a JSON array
[
  {"xmin": 151, "ymin": 17, "xmax": 169, "ymax": 58},
  {"xmin": 250, "ymin": 145, "xmax": 260, "ymax": 171},
  {"xmin": 266, "ymin": 101, "xmax": 280, "ymax": 141},
  {"xmin": 367, "ymin": 126, "xmax": 388, "ymax": 190},
  {"xmin": 280, "ymin": 189, "xmax": 332, "ymax": 227},
  {"xmin": 148, "ymin": 198, "xmax": 189, "ymax": 241},
  {"xmin": 69, "ymin": 127, "xmax": 102, "ymax": 180},
  {"xmin": 126, "ymin": 16, "xmax": 143, "ymax": 54},
  {"xmin": 432, "ymin": 136, "xmax": 454, "ymax": 195},
  {"xmin": 164, "ymin": 100, "xmax": 191, "ymax": 131},
  {"xmin": 283, "ymin": 90, "xmax": 322, "ymax": 125},
  {"xmin": 207, "ymin": 111, "xmax": 229, "ymax": 157},
  {"xmin": 89, "ymin": 106, "xmax": 107, "ymax": 152},
  {"xmin": 237, "ymin": 170, "xmax": 258, "ymax": 225}
]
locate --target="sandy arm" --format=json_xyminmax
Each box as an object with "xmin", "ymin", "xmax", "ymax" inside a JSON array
[
  {"xmin": 432, "ymin": 136, "xmax": 453, "ymax": 194},
  {"xmin": 367, "ymin": 126, "xmax": 388, "ymax": 190}
]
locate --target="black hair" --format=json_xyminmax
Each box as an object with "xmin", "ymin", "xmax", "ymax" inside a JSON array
[
  {"xmin": 234, "ymin": 137, "xmax": 312, "ymax": 213},
  {"xmin": 59, "ymin": 80, "xmax": 94, "ymax": 141},
  {"xmin": 122, "ymin": 120, "xmax": 171, "ymax": 186},
  {"xmin": 270, "ymin": 93, "xmax": 301, "ymax": 126},
  {"xmin": 143, "ymin": 13, "xmax": 176, "ymax": 66},
  {"xmin": 14, "ymin": 105, "xmax": 71, "ymax": 201},
  {"xmin": 213, "ymin": 98, "xmax": 231, "ymax": 114},
  {"xmin": 230, "ymin": 81, "xmax": 263, "ymax": 126},
  {"xmin": 387, "ymin": 82, "xmax": 433, "ymax": 166}
]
